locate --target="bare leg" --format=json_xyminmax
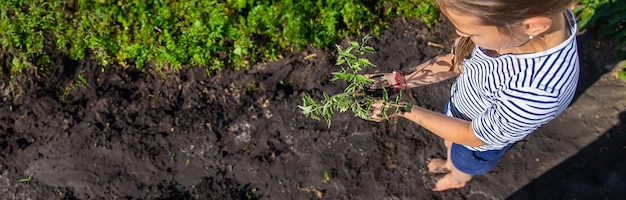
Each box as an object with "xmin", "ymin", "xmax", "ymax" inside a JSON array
[
  {"xmin": 432, "ymin": 165, "xmax": 471, "ymax": 191},
  {"xmin": 427, "ymin": 140, "xmax": 453, "ymax": 174},
  {"xmin": 433, "ymin": 140, "xmax": 471, "ymax": 191}
]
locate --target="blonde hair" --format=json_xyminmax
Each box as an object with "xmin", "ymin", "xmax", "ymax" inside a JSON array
[{"xmin": 435, "ymin": 0, "xmax": 573, "ymax": 72}]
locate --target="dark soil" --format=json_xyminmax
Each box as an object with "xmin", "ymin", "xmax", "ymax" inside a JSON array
[{"xmin": 1, "ymin": 16, "xmax": 625, "ymax": 200}]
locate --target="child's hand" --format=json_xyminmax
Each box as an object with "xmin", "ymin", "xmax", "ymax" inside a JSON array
[
  {"xmin": 369, "ymin": 102, "xmax": 387, "ymax": 122},
  {"xmin": 365, "ymin": 73, "xmax": 396, "ymax": 90},
  {"xmin": 369, "ymin": 101, "xmax": 405, "ymax": 122}
]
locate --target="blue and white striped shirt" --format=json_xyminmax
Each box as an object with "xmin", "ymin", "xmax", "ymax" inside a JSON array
[{"xmin": 446, "ymin": 11, "xmax": 580, "ymax": 151}]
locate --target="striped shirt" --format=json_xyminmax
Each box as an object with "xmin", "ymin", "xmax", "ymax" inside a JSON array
[{"xmin": 446, "ymin": 10, "xmax": 580, "ymax": 151}]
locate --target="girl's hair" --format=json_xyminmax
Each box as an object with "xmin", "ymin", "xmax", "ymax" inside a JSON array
[{"xmin": 435, "ymin": 0, "xmax": 573, "ymax": 72}]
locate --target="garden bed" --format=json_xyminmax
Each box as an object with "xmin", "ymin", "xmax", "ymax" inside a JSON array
[{"xmin": 1, "ymin": 16, "xmax": 624, "ymax": 199}]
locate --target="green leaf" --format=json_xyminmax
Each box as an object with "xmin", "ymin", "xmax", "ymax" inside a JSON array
[
  {"xmin": 357, "ymin": 58, "xmax": 374, "ymax": 67},
  {"xmin": 355, "ymin": 74, "xmax": 374, "ymax": 85},
  {"xmin": 335, "ymin": 44, "xmax": 344, "ymax": 52},
  {"xmin": 350, "ymin": 65, "xmax": 362, "ymax": 72},
  {"xmin": 349, "ymin": 41, "xmax": 360, "ymax": 49},
  {"xmin": 394, "ymin": 94, "xmax": 403, "ymax": 113},
  {"xmin": 331, "ymin": 72, "xmax": 354, "ymax": 82},
  {"xmin": 619, "ymin": 70, "xmax": 626, "ymax": 80},
  {"xmin": 382, "ymin": 88, "xmax": 389, "ymax": 102},
  {"xmin": 336, "ymin": 58, "xmax": 346, "ymax": 66},
  {"xmin": 577, "ymin": 8, "xmax": 596, "ymax": 31},
  {"xmin": 18, "ymin": 176, "xmax": 32, "ymax": 183},
  {"xmin": 323, "ymin": 92, "xmax": 331, "ymax": 101},
  {"xmin": 355, "ymin": 108, "xmax": 371, "ymax": 120},
  {"xmin": 343, "ymin": 47, "xmax": 354, "ymax": 55},
  {"xmin": 380, "ymin": 106, "xmax": 389, "ymax": 119},
  {"xmin": 299, "ymin": 105, "xmax": 313, "ymax": 114},
  {"xmin": 343, "ymin": 53, "xmax": 358, "ymax": 64},
  {"xmin": 362, "ymin": 46, "xmax": 375, "ymax": 53},
  {"xmin": 345, "ymin": 83, "xmax": 358, "ymax": 93}
]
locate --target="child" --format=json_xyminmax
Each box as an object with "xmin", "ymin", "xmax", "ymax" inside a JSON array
[{"xmin": 368, "ymin": 0, "xmax": 579, "ymax": 192}]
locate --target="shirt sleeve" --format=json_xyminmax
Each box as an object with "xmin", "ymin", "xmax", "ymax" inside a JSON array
[{"xmin": 471, "ymin": 86, "xmax": 560, "ymax": 145}]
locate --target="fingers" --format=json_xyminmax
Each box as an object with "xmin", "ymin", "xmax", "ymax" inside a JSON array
[
  {"xmin": 371, "ymin": 80, "xmax": 392, "ymax": 90},
  {"xmin": 364, "ymin": 73, "xmax": 395, "ymax": 90},
  {"xmin": 365, "ymin": 73, "xmax": 385, "ymax": 79},
  {"xmin": 369, "ymin": 101, "xmax": 409, "ymax": 122},
  {"xmin": 369, "ymin": 102, "xmax": 386, "ymax": 122}
]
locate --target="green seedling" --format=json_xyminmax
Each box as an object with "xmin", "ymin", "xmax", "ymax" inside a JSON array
[
  {"xmin": 322, "ymin": 171, "xmax": 331, "ymax": 183},
  {"xmin": 148, "ymin": 92, "xmax": 163, "ymax": 98},
  {"xmin": 247, "ymin": 83, "xmax": 259, "ymax": 92},
  {"xmin": 299, "ymin": 35, "xmax": 412, "ymax": 127},
  {"xmin": 61, "ymin": 74, "xmax": 88, "ymax": 98},
  {"xmin": 18, "ymin": 176, "xmax": 32, "ymax": 183},
  {"xmin": 246, "ymin": 188, "xmax": 258, "ymax": 200}
]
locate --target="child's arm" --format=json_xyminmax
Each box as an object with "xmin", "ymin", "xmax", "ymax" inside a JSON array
[
  {"xmin": 400, "ymin": 106, "xmax": 484, "ymax": 147},
  {"xmin": 371, "ymin": 102, "xmax": 485, "ymax": 147},
  {"xmin": 405, "ymin": 53, "xmax": 459, "ymax": 88},
  {"xmin": 369, "ymin": 54, "xmax": 459, "ymax": 89}
]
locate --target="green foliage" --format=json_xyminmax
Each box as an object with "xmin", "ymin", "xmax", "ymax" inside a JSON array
[
  {"xmin": 0, "ymin": 0, "xmax": 438, "ymax": 79},
  {"xmin": 395, "ymin": 0, "xmax": 439, "ymax": 28},
  {"xmin": 574, "ymin": 0, "xmax": 626, "ymax": 61},
  {"xmin": 0, "ymin": 1, "xmax": 64, "ymax": 77},
  {"xmin": 619, "ymin": 67, "xmax": 626, "ymax": 80},
  {"xmin": 299, "ymin": 36, "xmax": 412, "ymax": 127}
]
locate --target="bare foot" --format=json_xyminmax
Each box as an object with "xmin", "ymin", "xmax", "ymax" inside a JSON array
[
  {"xmin": 432, "ymin": 173, "xmax": 466, "ymax": 191},
  {"xmin": 426, "ymin": 158, "xmax": 450, "ymax": 174}
]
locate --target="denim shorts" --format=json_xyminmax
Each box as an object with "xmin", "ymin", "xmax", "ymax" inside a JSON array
[
  {"xmin": 444, "ymin": 101, "xmax": 513, "ymax": 175},
  {"xmin": 450, "ymin": 142, "xmax": 513, "ymax": 175}
]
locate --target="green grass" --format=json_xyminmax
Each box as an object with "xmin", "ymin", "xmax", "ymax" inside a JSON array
[
  {"xmin": 2, "ymin": 1, "xmax": 620, "ymax": 81},
  {"xmin": 0, "ymin": 0, "xmax": 438, "ymax": 80}
]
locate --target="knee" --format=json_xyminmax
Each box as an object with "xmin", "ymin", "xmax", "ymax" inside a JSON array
[{"xmin": 444, "ymin": 140, "xmax": 452, "ymax": 149}]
